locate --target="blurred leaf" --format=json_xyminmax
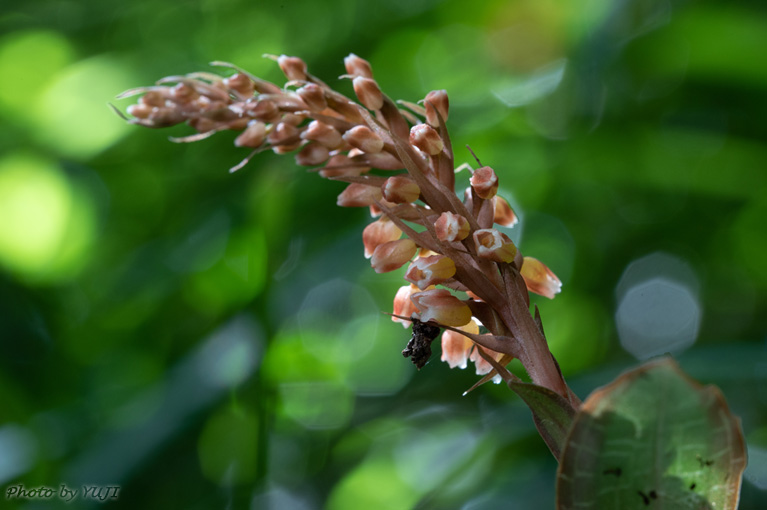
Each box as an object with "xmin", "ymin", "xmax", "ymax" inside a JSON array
[
  {"xmin": 557, "ymin": 358, "xmax": 747, "ymax": 510},
  {"xmin": 492, "ymin": 59, "xmax": 567, "ymax": 107}
]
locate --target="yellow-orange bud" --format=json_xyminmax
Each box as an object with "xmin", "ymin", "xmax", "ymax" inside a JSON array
[
  {"xmin": 473, "ymin": 229, "xmax": 517, "ymax": 263},
  {"xmin": 434, "ymin": 211, "xmax": 470, "ymax": 242},
  {"xmin": 493, "ymin": 196, "xmax": 518, "ymax": 227},
  {"xmin": 520, "ymin": 256, "xmax": 562, "ymax": 299}
]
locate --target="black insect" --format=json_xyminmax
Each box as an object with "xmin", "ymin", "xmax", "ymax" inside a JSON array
[
  {"xmin": 603, "ymin": 467, "xmax": 622, "ymax": 477},
  {"xmin": 402, "ymin": 318, "xmax": 441, "ymax": 369}
]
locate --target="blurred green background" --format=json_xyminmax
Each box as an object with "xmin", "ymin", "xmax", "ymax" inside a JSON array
[{"xmin": 1, "ymin": 0, "xmax": 766, "ymax": 508}]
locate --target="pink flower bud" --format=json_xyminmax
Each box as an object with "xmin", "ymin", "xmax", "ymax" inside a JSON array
[
  {"xmin": 493, "ymin": 196, "xmax": 518, "ymax": 227},
  {"xmin": 410, "ymin": 289, "xmax": 472, "ymax": 327},
  {"xmin": 295, "ymin": 142, "xmax": 330, "ymax": 166},
  {"xmin": 127, "ymin": 103, "xmax": 152, "ymax": 119},
  {"xmin": 470, "ymin": 166, "xmax": 499, "ymax": 199},
  {"xmin": 409, "ymin": 123, "xmax": 444, "ymax": 156},
  {"xmin": 224, "ymin": 73, "xmax": 255, "ymax": 97},
  {"xmin": 470, "ymin": 345, "xmax": 503, "ymax": 380},
  {"xmin": 267, "ymin": 121, "xmax": 299, "ymax": 145},
  {"xmin": 171, "ymin": 82, "xmax": 199, "ymax": 103},
  {"xmin": 520, "ymin": 257, "xmax": 562, "ymax": 299},
  {"xmin": 371, "ymin": 239, "xmax": 417, "ymax": 273},
  {"xmin": 245, "ymin": 99, "xmax": 280, "ymax": 122},
  {"xmin": 337, "ymin": 183, "xmax": 382, "ymax": 207},
  {"xmin": 140, "ymin": 90, "xmax": 167, "ymax": 107},
  {"xmin": 353, "ymin": 76, "xmax": 384, "ymax": 110},
  {"xmin": 277, "ymin": 55, "xmax": 307, "ymax": 81},
  {"xmin": 342, "ymin": 125, "xmax": 384, "ymax": 153},
  {"xmin": 362, "ymin": 217, "xmax": 402, "ymax": 258},
  {"xmin": 405, "ymin": 255, "xmax": 456, "ymax": 289},
  {"xmin": 344, "ymin": 53, "xmax": 374, "ymax": 78},
  {"xmin": 473, "ymin": 229, "xmax": 517, "ymax": 263},
  {"xmin": 320, "ymin": 154, "xmax": 369, "ymax": 178},
  {"xmin": 441, "ymin": 321, "xmax": 479, "ymax": 369},
  {"xmin": 296, "ymin": 83, "xmax": 327, "ymax": 112},
  {"xmin": 235, "ymin": 120, "xmax": 266, "ymax": 148},
  {"xmin": 392, "ymin": 284, "xmax": 420, "ymax": 327},
  {"xmin": 434, "ymin": 211, "xmax": 470, "ymax": 242},
  {"xmin": 424, "ymin": 89, "xmax": 449, "ymax": 127},
  {"xmin": 301, "ymin": 120, "xmax": 343, "ymax": 149},
  {"xmin": 362, "ymin": 151, "xmax": 403, "ymax": 170},
  {"xmin": 381, "ymin": 175, "xmax": 420, "ymax": 204}
]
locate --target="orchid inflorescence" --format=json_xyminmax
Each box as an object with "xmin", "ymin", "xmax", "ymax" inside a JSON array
[{"xmin": 117, "ymin": 54, "xmax": 574, "ymax": 400}]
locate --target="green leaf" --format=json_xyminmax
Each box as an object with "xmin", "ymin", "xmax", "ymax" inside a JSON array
[
  {"xmin": 508, "ymin": 380, "xmax": 576, "ymax": 460},
  {"xmin": 556, "ymin": 357, "xmax": 747, "ymax": 510}
]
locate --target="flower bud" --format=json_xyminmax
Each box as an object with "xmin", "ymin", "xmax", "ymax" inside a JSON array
[
  {"xmin": 424, "ymin": 89, "xmax": 449, "ymax": 127},
  {"xmin": 493, "ymin": 196, "xmax": 518, "ymax": 227},
  {"xmin": 295, "ymin": 142, "xmax": 329, "ymax": 166},
  {"xmin": 470, "ymin": 166, "xmax": 498, "ymax": 199},
  {"xmin": 127, "ymin": 103, "xmax": 152, "ymax": 119},
  {"xmin": 171, "ymin": 82, "xmax": 199, "ymax": 103},
  {"xmin": 409, "ymin": 123, "xmax": 444, "ymax": 155},
  {"xmin": 361, "ymin": 151, "xmax": 403, "ymax": 170},
  {"xmin": 320, "ymin": 154, "xmax": 368, "ymax": 178},
  {"xmin": 470, "ymin": 345, "xmax": 503, "ymax": 381},
  {"xmin": 337, "ymin": 183, "xmax": 382, "ymax": 207},
  {"xmin": 382, "ymin": 175, "xmax": 420, "ymax": 204},
  {"xmin": 296, "ymin": 83, "xmax": 327, "ymax": 112},
  {"xmin": 277, "ymin": 55, "xmax": 307, "ymax": 81},
  {"xmin": 392, "ymin": 284, "xmax": 420, "ymax": 327},
  {"xmin": 245, "ymin": 99, "xmax": 280, "ymax": 122},
  {"xmin": 434, "ymin": 211, "xmax": 470, "ymax": 242},
  {"xmin": 302, "ymin": 120, "xmax": 343, "ymax": 149},
  {"xmin": 371, "ymin": 239, "xmax": 417, "ymax": 273},
  {"xmin": 353, "ymin": 76, "xmax": 384, "ymax": 110},
  {"xmin": 473, "ymin": 229, "xmax": 517, "ymax": 263},
  {"xmin": 342, "ymin": 125, "xmax": 384, "ymax": 153},
  {"xmin": 140, "ymin": 90, "xmax": 167, "ymax": 107},
  {"xmin": 520, "ymin": 257, "xmax": 562, "ymax": 299},
  {"xmin": 363, "ymin": 217, "xmax": 402, "ymax": 258},
  {"xmin": 410, "ymin": 289, "xmax": 472, "ymax": 327},
  {"xmin": 224, "ymin": 73, "xmax": 255, "ymax": 97},
  {"xmin": 235, "ymin": 120, "xmax": 266, "ymax": 148},
  {"xmin": 267, "ymin": 121, "xmax": 299, "ymax": 145},
  {"xmin": 405, "ymin": 255, "xmax": 456, "ymax": 289},
  {"xmin": 344, "ymin": 53, "xmax": 374, "ymax": 78},
  {"xmin": 441, "ymin": 320, "xmax": 479, "ymax": 369}
]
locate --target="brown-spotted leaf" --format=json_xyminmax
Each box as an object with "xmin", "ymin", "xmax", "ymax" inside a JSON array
[{"xmin": 557, "ymin": 357, "xmax": 747, "ymax": 510}]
